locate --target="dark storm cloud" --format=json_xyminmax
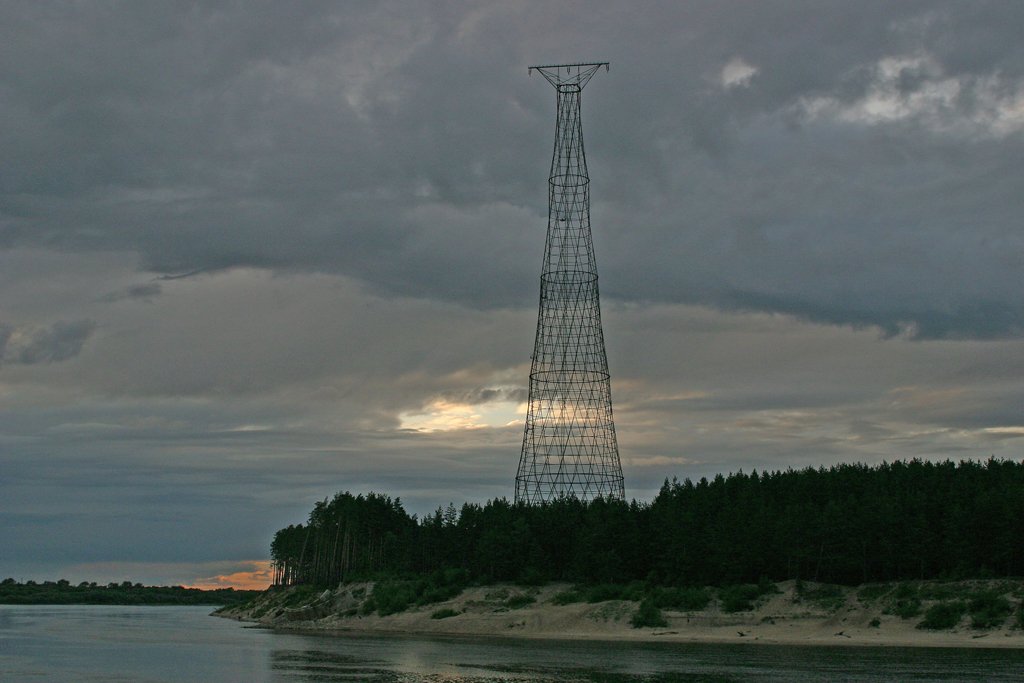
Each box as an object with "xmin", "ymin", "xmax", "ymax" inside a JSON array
[
  {"xmin": 0, "ymin": 319, "xmax": 96, "ymax": 365},
  {"xmin": 4, "ymin": 3, "xmax": 1024, "ymax": 585},
  {"xmin": 101, "ymin": 282, "xmax": 163, "ymax": 302},
  {"xmin": 3, "ymin": 2, "xmax": 1024, "ymax": 338}
]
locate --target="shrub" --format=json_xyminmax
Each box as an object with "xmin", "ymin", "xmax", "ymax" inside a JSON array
[
  {"xmin": 869, "ymin": 617, "xmax": 881, "ymax": 628},
  {"xmin": 968, "ymin": 592, "xmax": 1012, "ymax": 629},
  {"xmin": 857, "ymin": 584, "xmax": 891, "ymax": 602},
  {"xmin": 1016, "ymin": 601, "xmax": 1024, "ymax": 629},
  {"xmin": 365, "ymin": 569, "xmax": 470, "ymax": 615},
  {"xmin": 892, "ymin": 598, "xmax": 922, "ymax": 619},
  {"xmin": 282, "ymin": 585, "xmax": 320, "ymax": 608},
  {"xmin": 918, "ymin": 601, "xmax": 966, "ymax": 630},
  {"xmin": 888, "ymin": 584, "xmax": 921, "ymax": 619},
  {"xmin": 585, "ymin": 581, "xmax": 638, "ymax": 602},
  {"xmin": 504, "ymin": 593, "xmax": 536, "ymax": 609},
  {"xmin": 370, "ymin": 580, "xmax": 419, "ymax": 616},
  {"xmin": 516, "ymin": 567, "xmax": 546, "ymax": 586},
  {"xmin": 719, "ymin": 584, "xmax": 762, "ymax": 613},
  {"xmin": 801, "ymin": 584, "xmax": 846, "ymax": 612},
  {"xmin": 551, "ymin": 590, "xmax": 584, "ymax": 605},
  {"xmin": 652, "ymin": 586, "xmax": 711, "ymax": 611},
  {"xmin": 431, "ymin": 608, "xmax": 460, "ymax": 620},
  {"xmin": 584, "ymin": 584, "xmax": 629, "ymax": 603},
  {"xmin": 630, "ymin": 599, "xmax": 667, "ymax": 628},
  {"xmin": 416, "ymin": 584, "xmax": 462, "ymax": 606},
  {"xmin": 919, "ymin": 583, "xmax": 966, "ymax": 601},
  {"xmin": 894, "ymin": 582, "xmax": 917, "ymax": 600}
]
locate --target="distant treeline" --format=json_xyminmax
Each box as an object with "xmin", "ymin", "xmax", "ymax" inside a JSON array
[
  {"xmin": 0, "ymin": 578, "xmax": 261, "ymax": 606},
  {"xmin": 271, "ymin": 459, "xmax": 1024, "ymax": 588}
]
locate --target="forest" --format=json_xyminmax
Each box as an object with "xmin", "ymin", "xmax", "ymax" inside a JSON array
[
  {"xmin": 270, "ymin": 458, "xmax": 1024, "ymax": 589},
  {"xmin": 0, "ymin": 579, "xmax": 261, "ymax": 605}
]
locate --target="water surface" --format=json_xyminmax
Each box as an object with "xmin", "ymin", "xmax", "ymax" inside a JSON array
[{"xmin": 1, "ymin": 605, "xmax": 1022, "ymax": 682}]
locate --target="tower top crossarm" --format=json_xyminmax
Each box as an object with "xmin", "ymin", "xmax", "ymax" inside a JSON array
[{"xmin": 529, "ymin": 62, "xmax": 609, "ymax": 89}]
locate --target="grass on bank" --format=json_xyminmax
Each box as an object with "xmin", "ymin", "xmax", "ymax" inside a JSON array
[
  {"xmin": 361, "ymin": 568, "xmax": 470, "ymax": 616},
  {"xmin": 918, "ymin": 601, "xmax": 967, "ymax": 630},
  {"xmin": 430, "ymin": 608, "xmax": 460, "ymax": 619},
  {"xmin": 263, "ymin": 575, "xmax": 1024, "ymax": 633}
]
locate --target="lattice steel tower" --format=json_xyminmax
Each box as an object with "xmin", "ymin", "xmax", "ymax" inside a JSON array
[{"xmin": 516, "ymin": 62, "xmax": 624, "ymax": 504}]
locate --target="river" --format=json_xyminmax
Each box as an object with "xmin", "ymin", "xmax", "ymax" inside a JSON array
[{"xmin": 1, "ymin": 605, "xmax": 1022, "ymax": 682}]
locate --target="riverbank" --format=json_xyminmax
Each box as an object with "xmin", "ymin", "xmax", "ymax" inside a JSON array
[
  {"xmin": 216, "ymin": 579, "xmax": 1024, "ymax": 648},
  {"xmin": 0, "ymin": 579, "xmax": 261, "ymax": 606}
]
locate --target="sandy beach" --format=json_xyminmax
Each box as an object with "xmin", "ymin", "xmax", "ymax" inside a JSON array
[{"xmin": 217, "ymin": 580, "xmax": 1024, "ymax": 649}]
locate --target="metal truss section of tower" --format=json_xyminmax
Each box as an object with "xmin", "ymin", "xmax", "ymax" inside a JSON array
[{"xmin": 516, "ymin": 62, "xmax": 624, "ymax": 505}]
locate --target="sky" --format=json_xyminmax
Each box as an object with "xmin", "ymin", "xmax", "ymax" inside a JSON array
[{"xmin": 2, "ymin": 1, "xmax": 1024, "ymax": 589}]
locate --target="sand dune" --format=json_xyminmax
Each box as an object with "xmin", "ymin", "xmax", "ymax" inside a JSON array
[{"xmin": 217, "ymin": 579, "xmax": 1024, "ymax": 648}]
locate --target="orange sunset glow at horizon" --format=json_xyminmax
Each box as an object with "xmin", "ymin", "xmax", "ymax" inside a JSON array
[{"xmin": 183, "ymin": 560, "xmax": 273, "ymax": 591}]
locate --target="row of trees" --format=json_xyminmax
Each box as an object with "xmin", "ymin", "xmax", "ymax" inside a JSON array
[
  {"xmin": 270, "ymin": 492, "xmax": 413, "ymax": 587},
  {"xmin": 0, "ymin": 578, "xmax": 261, "ymax": 605},
  {"xmin": 270, "ymin": 459, "xmax": 1024, "ymax": 588}
]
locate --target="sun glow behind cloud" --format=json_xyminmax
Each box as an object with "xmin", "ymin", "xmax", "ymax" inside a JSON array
[
  {"xmin": 184, "ymin": 560, "xmax": 273, "ymax": 591},
  {"xmin": 59, "ymin": 560, "xmax": 273, "ymax": 590},
  {"xmin": 399, "ymin": 396, "xmax": 526, "ymax": 432}
]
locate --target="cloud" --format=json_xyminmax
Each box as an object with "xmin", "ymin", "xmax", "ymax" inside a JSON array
[
  {"xmin": 185, "ymin": 560, "xmax": 273, "ymax": 591},
  {"xmin": 0, "ymin": 319, "xmax": 95, "ymax": 365},
  {"xmin": 2, "ymin": 3, "xmax": 1024, "ymax": 338},
  {"xmin": 4, "ymin": 3, "xmax": 1024, "ymax": 583},
  {"xmin": 53, "ymin": 560, "xmax": 272, "ymax": 589},
  {"xmin": 101, "ymin": 282, "xmax": 162, "ymax": 303},
  {"xmin": 720, "ymin": 57, "xmax": 758, "ymax": 89},
  {"xmin": 799, "ymin": 52, "xmax": 1024, "ymax": 137}
]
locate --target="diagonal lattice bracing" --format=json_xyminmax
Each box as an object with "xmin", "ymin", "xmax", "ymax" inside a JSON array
[{"xmin": 516, "ymin": 62, "xmax": 624, "ymax": 504}]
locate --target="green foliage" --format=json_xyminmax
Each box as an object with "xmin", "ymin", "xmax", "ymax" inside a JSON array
[
  {"xmin": 583, "ymin": 582, "xmax": 645, "ymax": 603},
  {"xmin": 800, "ymin": 584, "xmax": 846, "ymax": 612},
  {"xmin": 892, "ymin": 598, "xmax": 922, "ymax": 619},
  {"xmin": 282, "ymin": 585, "xmax": 320, "ymax": 608},
  {"xmin": 857, "ymin": 584, "xmax": 891, "ymax": 602},
  {"xmin": 430, "ymin": 608, "xmax": 460, "ymax": 619},
  {"xmin": 1016, "ymin": 601, "xmax": 1024, "ymax": 629},
  {"xmin": 918, "ymin": 583, "xmax": 968, "ymax": 601},
  {"xmin": 551, "ymin": 590, "xmax": 584, "ymax": 605},
  {"xmin": 968, "ymin": 592, "xmax": 1012, "ymax": 629},
  {"xmin": 273, "ymin": 461, "xmax": 1024, "ymax": 590},
  {"xmin": 918, "ymin": 601, "xmax": 967, "ymax": 630},
  {"xmin": 370, "ymin": 580, "xmax": 419, "ymax": 616},
  {"xmin": 650, "ymin": 586, "xmax": 711, "ymax": 611},
  {"xmin": 416, "ymin": 584, "xmax": 462, "ymax": 606},
  {"xmin": 0, "ymin": 579, "xmax": 260, "ymax": 606},
  {"xmin": 516, "ymin": 567, "xmax": 546, "ymax": 586},
  {"xmin": 504, "ymin": 593, "xmax": 536, "ymax": 609},
  {"xmin": 894, "ymin": 582, "xmax": 917, "ymax": 599},
  {"xmin": 869, "ymin": 617, "xmax": 881, "ymax": 628},
  {"xmin": 719, "ymin": 584, "xmax": 772, "ymax": 613},
  {"xmin": 365, "ymin": 568, "xmax": 470, "ymax": 616},
  {"xmin": 630, "ymin": 599, "xmax": 667, "ymax": 628},
  {"xmin": 888, "ymin": 583, "xmax": 922, "ymax": 619}
]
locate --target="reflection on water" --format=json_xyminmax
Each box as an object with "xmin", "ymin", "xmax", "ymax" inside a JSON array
[
  {"xmin": 269, "ymin": 645, "xmax": 741, "ymax": 682},
  {"xmin": 265, "ymin": 632, "xmax": 1024, "ymax": 683},
  {"xmin": 1, "ymin": 606, "xmax": 1023, "ymax": 682}
]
